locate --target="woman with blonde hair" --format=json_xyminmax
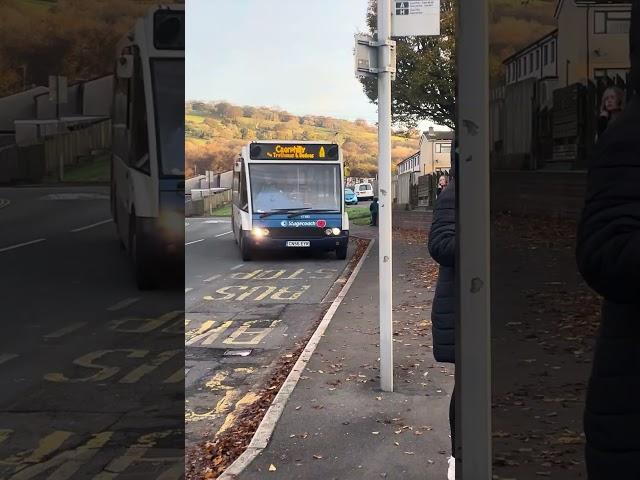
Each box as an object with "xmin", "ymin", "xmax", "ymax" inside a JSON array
[{"xmin": 597, "ymin": 85, "xmax": 626, "ymax": 137}]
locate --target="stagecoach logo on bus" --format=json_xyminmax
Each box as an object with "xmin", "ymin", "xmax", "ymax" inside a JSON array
[{"xmin": 279, "ymin": 219, "xmax": 327, "ymax": 228}]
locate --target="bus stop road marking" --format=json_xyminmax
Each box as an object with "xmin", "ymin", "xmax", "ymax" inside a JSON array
[
  {"xmin": 106, "ymin": 297, "xmax": 141, "ymax": 312},
  {"xmin": 0, "ymin": 238, "xmax": 46, "ymax": 254},
  {"xmin": 44, "ymin": 322, "xmax": 87, "ymax": 339},
  {"xmin": 185, "ymin": 239, "xmax": 205, "ymax": 246},
  {"xmin": 70, "ymin": 219, "xmax": 111, "ymax": 233},
  {"xmin": 215, "ymin": 231, "xmax": 233, "ymax": 238},
  {"xmin": 0, "ymin": 354, "xmax": 18, "ymax": 366},
  {"xmin": 230, "ymin": 264, "xmax": 244, "ymax": 271},
  {"xmin": 185, "ymin": 288, "xmax": 194, "ymax": 293},
  {"xmin": 204, "ymin": 274, "xmax": 221, "ymax": 283}
]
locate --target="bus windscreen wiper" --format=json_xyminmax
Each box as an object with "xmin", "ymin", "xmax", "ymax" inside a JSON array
[
  {"xmin": 259, "ymin": 208, "xmax": 309, "ymax": 218},
  {"xmin": 288, "ymin": 209, "xmax": 340, "ymax": 218}
]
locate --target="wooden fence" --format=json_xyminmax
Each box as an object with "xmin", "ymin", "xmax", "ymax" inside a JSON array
[
  {"xmin": 407, "ymin": 170, "xmax": 451, "ymax": 209},
  {"xmin": 493, "ymin": 73, "xmax": 634, "ymax": 171},
  {"xmin": 186, "ymin": 189, "xmax": 232, "ymax": 217},
  {"xmin": 44, "ymin": 120, "xmax": 111, "ymax": 177}
]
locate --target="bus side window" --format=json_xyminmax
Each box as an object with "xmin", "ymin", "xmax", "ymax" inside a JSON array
[
  {"xmin": 130, "ymin": 49, "xmax": 150, "ymax": 175},
  {"xmin": 239, "ymin": 164, "xmax": 248, "ymax": 211},
  {"xmin": 113, "ymin": 77, "xmax": 128, "ymax": 127}
]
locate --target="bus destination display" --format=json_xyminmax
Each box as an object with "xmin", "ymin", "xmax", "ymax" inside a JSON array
[{"xmin": 249, "ymin": 143, "xmax": 339, "ymax": 161}]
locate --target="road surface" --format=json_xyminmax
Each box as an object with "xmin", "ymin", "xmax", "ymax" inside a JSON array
[
  {"xmin": 0, "ymin": 186, "xmax": 183, "ymax": 479},
  {"xmin": 185, "ymin": 216, "xmax": 360, "ymax": 448}
]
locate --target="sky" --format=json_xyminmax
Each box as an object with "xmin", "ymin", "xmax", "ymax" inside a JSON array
[{"xmin": 186, "ymin": 0, "xmax": 378, "ymax": 123}]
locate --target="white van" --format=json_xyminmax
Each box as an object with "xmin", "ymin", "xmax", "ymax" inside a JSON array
[{"xmin": 354, "ymin": 182, "xmax": 374, "ymax": 201}]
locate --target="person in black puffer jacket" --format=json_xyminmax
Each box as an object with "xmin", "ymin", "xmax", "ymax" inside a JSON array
[
  {"xmin": 428, "ymin": 144, "xmax": 457, "ymax": 480},
  {"xmin": 576, "ymin": 3, "xmax": 640, "ymax": 477}
]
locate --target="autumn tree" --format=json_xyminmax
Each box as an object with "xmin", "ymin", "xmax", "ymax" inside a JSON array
[{"xmin": 360, "ymin": 0, "xmax": 456, "ymax": 128}]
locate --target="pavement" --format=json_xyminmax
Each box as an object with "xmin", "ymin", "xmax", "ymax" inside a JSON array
[
  {"xmin": 185, "ymin": 217, "xmax": 364, "ymax": 451},
  {"xmin": 0, "ymin": 186, "xmax": 183, "ymax": 479},
  {"xmin": 233, "ymin": 227, "xmax": 455, "ymax": 480},
  {"xmin": 491, "ymin": 214, "xmax": 597, "ymax": 479}
]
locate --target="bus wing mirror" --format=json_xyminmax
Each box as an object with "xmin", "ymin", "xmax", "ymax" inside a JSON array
[{"xmin": 117, "ymin": 55, "xmax": 134, "ymax": 79}]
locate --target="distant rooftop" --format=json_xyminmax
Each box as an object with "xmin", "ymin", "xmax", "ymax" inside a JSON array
[{"xmin": 422, "ymin": 130, "xmax": 454, "ymax": 141}]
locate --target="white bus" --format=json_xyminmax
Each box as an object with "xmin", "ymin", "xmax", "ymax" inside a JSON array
[
  {"xmin": 232, "ymin": 141, "xmax": 350, "ymax": 261},
  {"xmin": 110, "ymin": 5, "xmax": 184, "ymax": 289}
]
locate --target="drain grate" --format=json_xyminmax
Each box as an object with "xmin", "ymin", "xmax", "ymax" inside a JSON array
[{"xmin": 223, "ymin": 349, "xmax": 252, "ymax": 357}]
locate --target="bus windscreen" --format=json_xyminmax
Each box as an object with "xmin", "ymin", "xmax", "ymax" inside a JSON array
[
  {"xmin": 151, "ymin": 58, "xmax": 185, "ymax": 177},
  {"xmin": 249, "ymin": 164, "xmax": 341, "ymax": 213}
]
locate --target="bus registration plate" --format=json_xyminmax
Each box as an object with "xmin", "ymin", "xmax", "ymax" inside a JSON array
[{"xmin": 286, "ymin": 241, "xmax": 310, "ymax": 247}]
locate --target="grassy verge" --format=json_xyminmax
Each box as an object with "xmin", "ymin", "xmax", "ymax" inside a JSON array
[
  {"xmin": 210, "ymin": 203, "xmax": 232, "ymax": 216},
  {"xmin": 346, "ymin": 206, "xmax": 371, "ymax": 226},
  {"xmin": 60, "ymin": 154, "xmax": 110, "ymax": 183}
]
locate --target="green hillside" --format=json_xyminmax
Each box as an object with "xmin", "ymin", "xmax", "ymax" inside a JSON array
[{"xmin": 185, "ymin": 101, "xmax": 420, "ymax": 177}]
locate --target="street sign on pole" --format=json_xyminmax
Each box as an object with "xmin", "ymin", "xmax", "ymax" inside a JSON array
[
  {"xmin": 356, "ymin": 0, "xmax": 440, "ymax": 395},
  {"xmin": 391, "ymin": 0, "xmax": 440, "ymax": 37},
  {"xmin": 354, "ymin": 34, "xmax": 396, "ymax": 81}
]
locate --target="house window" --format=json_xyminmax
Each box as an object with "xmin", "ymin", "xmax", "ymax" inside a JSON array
[
  {"xmin": 544, "ymin": 44, "xmax": 549, "ymax": 65},
  {"xmin": 550, "ymin": 41, "xmax": 555, "ymax": 62},
  {"xmin": 523, "ymin": 57, "xmax": 527, "ymax": 75},
  {"xmin": 594, "ymin": 11, "xmax": 631, "ymax": 34},
  {"xmin": 435, "ymin": 143, "xmax": 452, "ymax": 154},
  {"xmin": 536, "ymin": 50, "xmax": 540, "ymax": 70}
]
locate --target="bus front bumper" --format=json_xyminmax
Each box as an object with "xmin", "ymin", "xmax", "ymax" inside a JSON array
[{"xmin": 245, "ymin": 234, "xmax": 349, "ymax": 251}]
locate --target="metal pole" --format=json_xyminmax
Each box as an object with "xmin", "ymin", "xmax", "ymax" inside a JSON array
[
  {"xmin": 457, "ymin": 0, "xmax": 491, "ymax": 476},
  {"xmin": 377, "ymin": 0, "xmax": 393, "ymax": 393}
]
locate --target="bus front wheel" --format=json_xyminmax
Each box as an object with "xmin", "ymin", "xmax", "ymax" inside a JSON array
[
  {"xmin": 336, "ymin": 243, "xmax": 348, "ymax": 260},
  {"xmin": 240, "ymin": 232, "xmax": 252, "ymax": 261},
  {"xmin": 130, "ymin": 214, "xmax": 157, "ymax": 290}
]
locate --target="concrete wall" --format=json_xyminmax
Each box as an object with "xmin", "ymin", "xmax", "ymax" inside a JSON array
[
  {"xmin": 83, "ymin": 75, "xmax": 114, "ymax": 116},
  {"xmin": 35, "ymin": 84, "xmax": 82, "ymax": 120},
  {"xmin": 491, "ymin": 170, "xmax": 587, "ymax": 219},
  {"xmin": 497, "ymin": 79, "xmax": 536, "ymax": 169},
  {"xmin": 0, "ymin": 87, "xmax": 48, "ymax": 131},
  {"xmin": 396, "ymin": 172, "xmax": 412, "ymax": 205}
]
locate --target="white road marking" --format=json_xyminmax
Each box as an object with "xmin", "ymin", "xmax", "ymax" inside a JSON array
[
  {"xmin": 215, "ymin": 231, "xmax": 233, "ymax": 238},
  {"xmin": 204, "ymin": 274, "xmax": 221, "ymax": 283},
  {"xmin": 230, "ymin": 264, "xmax": 244, "ymax": 271},
  {"xmin": 0, "ymin": 354, "xmax": 18, "ymax": 366},
  {"xmin": 185, "ymin": 288, "xmax": 193, "ymax": 293},
  {"xmin": 0, "ymin": 238, "xmax": 46, "ymax": 253},
  {"xmin": 185, "ymin": 239, "xmax": 205, "ymax": 246},
  {"xmin": 107, "ymin": 297, "xmax": 141, "ymax": 312},
  {"xmin": 205, "ymin": 220, "xmax": 231, "ymax": 224},
  {"xmin": 44, "ymin": 322, "xmax": 87, "ymax": 339},
  {"xmin": 0, "ymin": 199, "xmax": 10, "ymax": 210},
  {"xmin": 71, "ymin": 219, "xmax": 111, "ymax": 232}
]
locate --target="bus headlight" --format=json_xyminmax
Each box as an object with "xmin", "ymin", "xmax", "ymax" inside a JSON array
[
  {"xmin": 325, "ymin": 228, "xmax": 333, "ymax": 236},
  {"xmin": 331, "ymin": 228, "xmax": 341, "ymax": 236},
  {"xmin": 251, "ymin": 227, "xmax": 269, "ymax": 238},
  {"xmin": 158, "ymin": 210, "xmax": 183, "ymax": 236}
]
